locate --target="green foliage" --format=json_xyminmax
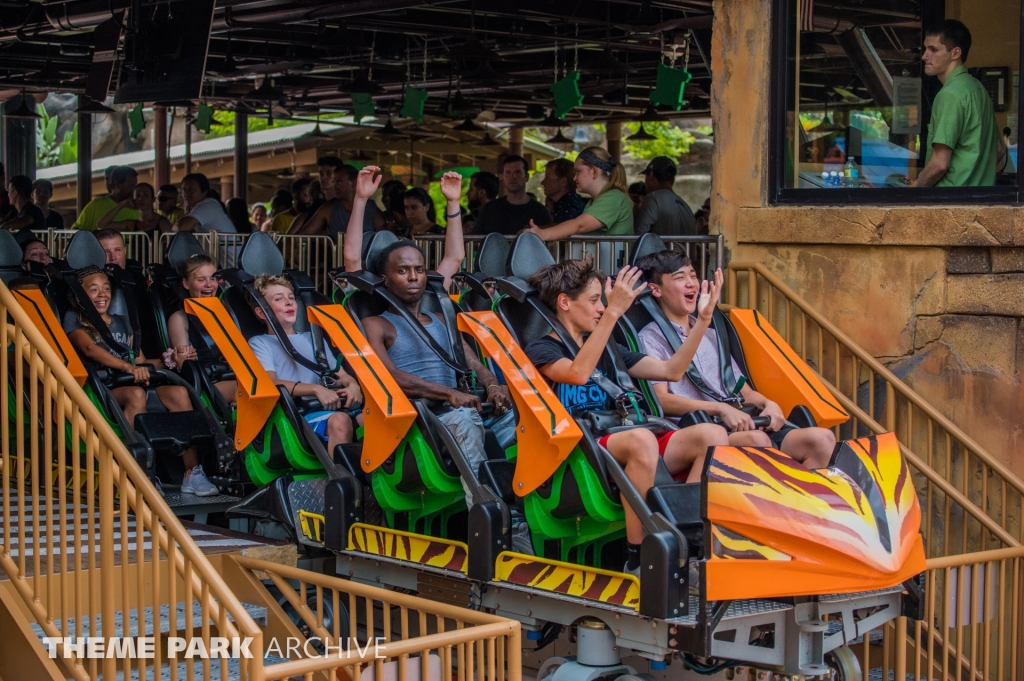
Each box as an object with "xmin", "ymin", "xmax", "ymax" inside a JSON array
[
  {"xmin": 36, "ymin": 104, "xmax": 77, "ymax": 168},
  {"xmin": 620, "ymin": 122, "xmax": 694, "ymax": 160},
  {"xmin": 206, "ymin": 110, "xmax": 304, "ymax": 139},
  {"xmin": 695, "ymin": 124, "xmax": 713, "ymax": 136}
]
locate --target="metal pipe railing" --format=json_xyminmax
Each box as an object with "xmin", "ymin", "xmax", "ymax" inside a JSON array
[
  {"xmin": 727, "ymin": 262, "xmax": 1024, "ymax": 556},
  {"xmin": 232, "ymin": 556, "xmax": 522, "ymax": 681},
  {"xmin": 855, "ymin": 547, "xmax": 1024, "ymax": 681},
  {"xmin": 413, "ymin": 233, "xmax": 725, "ymax": 278}
]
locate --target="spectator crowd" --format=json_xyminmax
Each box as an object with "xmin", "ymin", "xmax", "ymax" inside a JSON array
[{"xmin": 1, "ymin": 150, "xmax": 709, "ymax": 267}]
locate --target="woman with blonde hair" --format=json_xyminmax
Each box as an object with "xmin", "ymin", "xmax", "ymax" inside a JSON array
[{"xmin": 525, "ymin": 146, "xmax": 633, "ymax": 240}]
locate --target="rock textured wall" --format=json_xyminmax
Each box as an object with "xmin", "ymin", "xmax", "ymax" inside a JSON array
[{"xmin": 710, "ymin": 0, "xmax": 1023, "ymax": 476}]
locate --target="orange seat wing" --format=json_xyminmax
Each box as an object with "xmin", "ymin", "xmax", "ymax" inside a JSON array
[
  {"xmin": 12, "ymin": 288, "xmax": 88, "ymax": 387},
  {"xmin": 704, "ymin": 433, "xmax": 926, "ymax": 601},
  {"xmin": 307, "ymin": 304, "xmax": 417, "ymax": 472},
  {"xmin": 184, "ymin": 297, "xmax": 279, "ymax": 449},
  {"xmin": 457, "ymin": 311, "xmax": 581, "ymax": 496},
  {"xmin": 729, "ymin": 308, "xmax": 849, "ymax": 428}
]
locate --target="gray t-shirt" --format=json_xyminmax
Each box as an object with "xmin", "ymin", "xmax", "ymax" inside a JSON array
[
  {"xmin": 62, "ymin": 310, "xmax": 133, "ymax": 360},
  {"xmin": 635, "ymin": 189, "xmax": 696, "ymax": 236},
  {"xmin": 249, "ymin": 332, "xmax": 336, "ymax": 385},
  {"xmin": 637, "ymin": 318, "xmax": 740, "ymax": 403},
  {"xmin": 328, "ymin": 200, "xmax": 378, "ymax": 239},
  {"xmin": 190, "ymin": 197, "xmax": 236, "ymax": 233}
]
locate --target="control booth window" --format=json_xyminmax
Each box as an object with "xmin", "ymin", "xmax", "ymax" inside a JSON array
[{"xmin": 770, "ymin": 0, "xmax": 1024, "ymax": 204}]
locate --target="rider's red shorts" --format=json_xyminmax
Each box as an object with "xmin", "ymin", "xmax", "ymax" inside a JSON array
[{"xmin": 596, "ymin": 430, "xmax": 690, "ymax": 480}]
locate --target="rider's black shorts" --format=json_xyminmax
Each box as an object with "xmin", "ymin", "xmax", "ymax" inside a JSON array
[{"xmin": 768, "ymin": 424, "xmax": 798, "ymax": 449}]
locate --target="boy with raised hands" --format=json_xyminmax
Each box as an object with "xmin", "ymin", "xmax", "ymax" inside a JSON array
[
  {"xmin": 523, "ymin": 258, "xmax": 722, "ymax": 575},
  {"xmin": 635, "ymin": 251, "xmax": 835, "ymax": 469}
]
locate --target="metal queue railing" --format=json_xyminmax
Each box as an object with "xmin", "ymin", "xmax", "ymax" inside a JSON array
[
  {"xmin": 727, "ymin": 263, "xmax": 1024, "ymax": 558},
  {"xmin": 41, "ymin": 229, "xmax": 722, "ymax": 298},
  {"xmin": 413, "ymin": 233, "xmax": 725, "ymax": 279}
]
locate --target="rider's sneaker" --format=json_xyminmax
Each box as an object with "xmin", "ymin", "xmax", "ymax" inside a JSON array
[
  {"xmin": 624, "ymin": 561, "xmax": 641, "ymax": 579},
  {"xmin": 181, "ymin": 466, "xmax": 219, "ymax": 497}
]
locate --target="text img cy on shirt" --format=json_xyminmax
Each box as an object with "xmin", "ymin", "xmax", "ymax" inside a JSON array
[{"xmin": 524, "ymin": 335, "xmax": 645, "ymax": 416}]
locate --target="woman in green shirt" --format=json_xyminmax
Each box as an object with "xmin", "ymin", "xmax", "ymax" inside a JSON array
[{"xmin": 525, "ymin": 146, "xmax": 633, "ymax": 240}]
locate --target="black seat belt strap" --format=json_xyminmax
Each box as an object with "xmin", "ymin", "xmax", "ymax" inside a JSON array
[{"xmin": 244, "ymin": 282, "xmax": 333, "ymax": 382}]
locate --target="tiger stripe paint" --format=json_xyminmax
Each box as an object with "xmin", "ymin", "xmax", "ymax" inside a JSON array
[
  {"xmin": 299, "ymin": 510, "xmax": 325, "ymax": 544},
  {"xmin": 704, "ymin": 433, "xmax": 926, "ymax": 601},
  {"xmin": 494, "ymin": 551, "xmax": 640, "ymax": 610},
  {"xmin": 346, "ymin": 523, "xmax": 469, "ymax": 574}
]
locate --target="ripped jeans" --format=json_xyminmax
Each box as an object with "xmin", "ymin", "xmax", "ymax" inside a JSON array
[{"xmin": 437, "ymin": 407, "xmax": 486, "ymax": 507}]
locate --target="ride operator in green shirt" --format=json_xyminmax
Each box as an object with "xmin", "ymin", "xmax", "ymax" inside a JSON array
[{"xmin": 914, "ymin": 20, "xmax": 1006, "ymax": 188}]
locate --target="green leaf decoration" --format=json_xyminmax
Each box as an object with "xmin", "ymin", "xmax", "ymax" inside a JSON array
[
  {"xmin": 550, "ymin": 71, "xmax": 584, "ymax": 119},
  {"xmin": 400, "ymin": 86, "xmax": 429, "ymax": 122},
  {"xmin": 58, "ymin": 122, "xmax": 79, "ymax": 165},
  {"xmin": 649, "ymin": 64, "xmax": 692, "ymax": 111},
  {"xmin": 352, "ymin": 93, "xmax": 376, "ymax": 123},
  {"xmin": 195, "ymin": 103, "xmax": 214, "ymax": 134},
  {"xmin": 128, "ymin": 102, "xmax": 146, "ymax": 139}
]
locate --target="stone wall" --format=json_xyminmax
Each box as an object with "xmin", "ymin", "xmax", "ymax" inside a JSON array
[
  {"xmin": 735, "ymin": 209, "xmax": 1024, "ymax": 478},
  {"xmin": 709, "ymin": 0, "xmax": 1023, "ymax": 476}
]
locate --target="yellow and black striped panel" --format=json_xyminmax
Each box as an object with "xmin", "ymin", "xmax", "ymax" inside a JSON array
[
  {"xmin": 299, "ymin": 510, "xmax": 325, "ymax": 544},
  {"xmin": 347, "ymin": 523, "xmax": 468, "ymax": 574},
  {"xmin": 494, "ymin": 552, "xmax": 640, "ymax": 611}
]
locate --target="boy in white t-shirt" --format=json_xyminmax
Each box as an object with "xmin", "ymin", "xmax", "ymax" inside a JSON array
[{"xmin": 247, "ymin": 275, "xmax": 362, "ymax": 456}]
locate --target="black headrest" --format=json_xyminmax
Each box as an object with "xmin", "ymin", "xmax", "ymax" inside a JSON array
[
  {"xmin": 166, "ymin": 232, "xmax": 208, "ymax": 270},
  {"xmin": 475, "ymin": 233, "xmax": 510, "ymax": 278},
  {"xmin": 0, "ymin": 229, "xmax": 24, "ymax": 268},
  {"xmin": 64, "ymin": 231, "xmax": 106, "ymax": 271},
  {"xmin": 238, "ymin": 231, "xmax": 284, "ymax": 277},
  {"xmin": 629, "ymin": 233, "xmax": 668, "ymax": 267},
  {"xmin": 507, "ymin": 233, "xmax": 555, "ymax": 280},
  {"xmin": 364, "ymin": 231, "xmax": 400, "ymax": 276}
]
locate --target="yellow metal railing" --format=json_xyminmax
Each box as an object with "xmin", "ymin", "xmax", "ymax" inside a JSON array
[
  {"xmin": 855, "ymin": 547, "xmax": 1024, "ymax": 681},
  {"xmin": 0, "ymin": 279, "xmax": 263, "ymax": 680},
  {"xmin": 727, "ymin": 263, "xmax": 1024, "ymax": 557},
  {"xmin": 231, "ymin": 556, "xmax": 522, "ymax": 681}
]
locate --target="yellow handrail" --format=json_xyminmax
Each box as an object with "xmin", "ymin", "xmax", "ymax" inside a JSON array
[
  {"xmin": 232, "ymin": 556, "xmax": 522, "ymax": 681},
  {"xmin": 0, "ymin": 280, "xmax": 262, "ymax": 680},
  {"xmin": 728, "ymin": 262, "xmax": 1024, "ymax": 555},
  {"xmin": 857, "ymin": 546, "xmax": 1024, "ymax": 681}
]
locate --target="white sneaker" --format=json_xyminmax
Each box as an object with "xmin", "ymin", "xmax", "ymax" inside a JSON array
[{"xmin": 181, "ymin": 466, "xmax": 219, "ymax": 497}]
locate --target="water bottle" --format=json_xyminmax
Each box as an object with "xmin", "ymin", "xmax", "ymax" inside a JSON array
[
  {"xmin": 830, "ymin": 171, "xmax": 841, "ymax": 187},
  {"xmin": 821, "ymin": 171, "xmax": 830, "ymax": 187},
  {"xmin": 844, "ymin": 156, "xmax": 859, "ymax": 180}
]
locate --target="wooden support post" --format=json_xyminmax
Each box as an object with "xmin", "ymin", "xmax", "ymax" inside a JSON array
[
  {"xmin": 154, "ymin": 105, "xmax": 169, "ymax": 188},
  {"xmin": 220, "ymin": 176, "xmax": 234, "ymax": 201},
  {"xmin": 234, "ymin": 112, "xmax": 249, "ymax": 207},
  {"xmin": 607, "ymin": 121, "xmax": 623, "ymax": 160},
  {"xmin": 77, "ymin": 109, "xmax": 93, "ymax": 213},
  {"xmin": 184, "ymin": 116, "xmax": 193, "ymax": 175},
  {"xmin": 508, "ymin": 127, "xmax": 524, "ymax": 157}
]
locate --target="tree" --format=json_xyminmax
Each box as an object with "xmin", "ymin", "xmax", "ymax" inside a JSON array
[
  {"xmin": 36, "ymin": 104, "xmax": 78, "ymax": 168},
  {"xmin": 618, "ymin": 122, "xmax": 694, "ymax": 160}
]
